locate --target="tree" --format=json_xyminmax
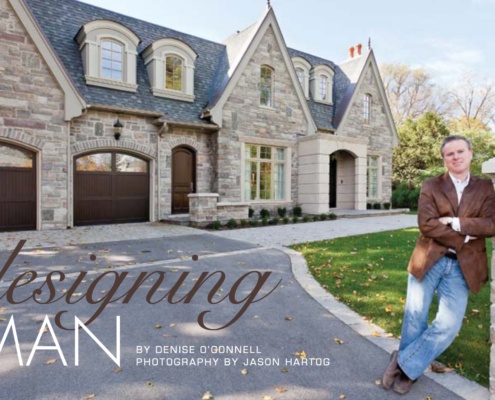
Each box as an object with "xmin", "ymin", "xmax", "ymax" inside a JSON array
[
  {"xmin": 460, "ymin": 130, "xmax": 495, "ymax": 177},
  {"xmin": 448, "ymin": 72, "xmax": 495, "ymax": 131},
  {"xmin": 448, "ymin": 116, "xmax": 490, "ymax": 133},
  {"xmin": 380, "ymin": 63, "xmax": 450, "ymax": 126},
  {"xmin": 393, "ymin": 112, "xmax": 450, "ymax": 185}
]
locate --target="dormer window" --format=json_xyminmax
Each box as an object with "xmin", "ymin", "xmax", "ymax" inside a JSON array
[
  {"xmin": 76, "ymin": 20, "xmax": 140, "ymax": 92},
  {"xmin": 142, "ymin": 38, "xmax": 197, "ymax": 102},
  {"xmin": 101, "ymin": 40, "xmax": 123, "ymax": 80},
  {"xmin": 310, "ymin": 65, "xmax": 334, "ymax": 104},
  {"xmin": 165, "ymin": 55, "xmax": 183, "ymax": 91},
  {"xmin": 292, "ymin": 57, "xmax": 311, "ymax": 99}
]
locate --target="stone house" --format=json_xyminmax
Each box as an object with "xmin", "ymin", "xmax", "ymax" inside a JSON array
[{"xmin": 0, "ymin": 0, "xmax": 398, "ymax": 231}]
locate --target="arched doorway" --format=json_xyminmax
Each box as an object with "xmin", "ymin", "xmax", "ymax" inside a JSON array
[
  {"xmin": 328, "ymin": 150, "xmax": 356, "ymax": 209},
  {"xmin": 74, "ymin": 151, "xmax": 150, "ymax": 225},
  {"xmin": 172, "ymin": 146, "xmax": 196, "ymax": 214},
  {"xmin": 0, "ymin": 142, "xmax": 36, "ymax": 231}
]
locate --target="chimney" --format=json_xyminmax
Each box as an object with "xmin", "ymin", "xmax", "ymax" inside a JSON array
[
  {"xmin": 349, "ymin": 46, "xmax": 355, "ymax": 58},
  {"xmin": 356, "ymin": 43, "xmax": 362, "ymax": 56}
]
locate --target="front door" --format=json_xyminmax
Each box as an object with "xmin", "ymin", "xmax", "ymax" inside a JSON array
[
  {"xmin": 329, "ymin": 154, "xmax": 337, "ymax": 208},
  {"xmin": 172, "ymin": 146, "xmax": 195, "ymax": 213}
]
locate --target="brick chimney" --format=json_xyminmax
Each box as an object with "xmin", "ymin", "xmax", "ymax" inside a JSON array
[
  {"xmin": 349, "ymin": 46, "xmax": 355, "ymax": 58},
  {"xmin": 356, "ymin": 43, "xmax": 362, "ymax": 56}
]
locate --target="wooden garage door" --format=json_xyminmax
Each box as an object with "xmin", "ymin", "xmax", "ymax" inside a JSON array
[
  {"xmin": 74, "ymin": 152, "xmax": 149, "ymax": 226},
  {"xmin": 0, "ymin": 143, "xmax": 36, "ymax": 231}
]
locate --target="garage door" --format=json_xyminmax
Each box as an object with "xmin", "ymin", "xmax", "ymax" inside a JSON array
[
  {"xmin": 74, "ymin": 152, "xmax": 149, "ymax": 226},
  {"xmin": 0, "ymin": 143, "xmax": 36, "ymax": 231}
]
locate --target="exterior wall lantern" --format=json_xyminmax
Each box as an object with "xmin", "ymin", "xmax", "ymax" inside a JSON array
[{"xmin": 113, "ymin": 119, "xmax": 123, "ymax": 140}]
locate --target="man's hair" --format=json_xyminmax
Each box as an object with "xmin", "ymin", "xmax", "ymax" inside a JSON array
[{"xmin": 440, "ymin": 135, "xmax": 472, "ymax": 156}]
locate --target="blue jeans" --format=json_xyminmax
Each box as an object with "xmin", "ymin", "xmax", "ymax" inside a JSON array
[{"xmin": 398, "ymin": 256, "xmax": 469, "ymax": 380}]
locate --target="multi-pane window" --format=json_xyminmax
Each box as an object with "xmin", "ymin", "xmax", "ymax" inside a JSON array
[
  {"xmin": 367, "ymin": 156, "xmax": 379, "ymax": 199},
  {"xmin": 364, "ymin": 93, "xmax": 372, "ymax": 124},
  {"xmin": 260, "ymin": 65, "xmax": 274, "ymax": 107},
  {"xmin": 166, "ymin": 56, "xmax": 183, "ymax": 91},
  {"xmin": 101, "ymin": 40, "xmax": 123, "ymax": 80},
  {"xmin": 244, "ymin": 145, "xmax": 285, "ymax": 201},
  {"xmin": 319, "ymin": 75, "xmax": 328, "ymax": 101},
  {"xmin": 0, "ymin": 144, "xmax": 34, "ymax": 168},
  {"xmin": 296, "ymin": 68, "xmax": 304, "ymax": 87}
]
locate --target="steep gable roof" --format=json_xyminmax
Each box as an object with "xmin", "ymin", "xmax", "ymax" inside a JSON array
[{"xmin": 205, "ymin": 6, "xmax": 317, "ymax": 134}]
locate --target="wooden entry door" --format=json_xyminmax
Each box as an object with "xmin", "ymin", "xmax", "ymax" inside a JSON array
[
  {"xmin": 329, "ymin": 154, "xmax": 337, "ymax": 208},
  {"xmin": 172, "ymin": 147, "xmax": 195, "ymax": 213}
]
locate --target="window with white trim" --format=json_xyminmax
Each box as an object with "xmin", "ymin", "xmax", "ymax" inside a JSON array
[
  {"xmin": 76, "ymin": 20, "xmax": 139, "ymax": 92},
  {"xmin": 367, "ymin": 155, "xmax": 379, "ymax": 199},
  {"xmin": 364, "ymin": 93, "xmax": 372, "ymax": 124},
  {"xmin": 244, "ymin": 145, "xmax": 285, "ymax": 201},
  {"xmin": 310, "ymin": 65, "xmax": 334, "ymax": 104},
  {"xmin": 292, "ymin": 57, "xmax": 311, "ymax": 99},
  {"xmin": 260, "ymin": 65, "xmax": 274, "ymax": 107},
  {"xmin": 142, "ymin": 38, "xmax": 197, "ymax": 102}
]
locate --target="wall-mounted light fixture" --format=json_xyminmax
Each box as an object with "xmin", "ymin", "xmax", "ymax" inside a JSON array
[{"xmin": 113, "ymin": 119, "xmax": 123, "ymax": 141}]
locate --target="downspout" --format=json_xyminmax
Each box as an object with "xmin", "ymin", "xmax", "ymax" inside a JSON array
[{"xmin": 67, "ymin": 120, "xmax": 72, "ymax": 228}]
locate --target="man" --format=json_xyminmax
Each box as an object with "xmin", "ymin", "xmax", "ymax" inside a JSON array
[{"xmin": 382, "ymin": 135, "xmax": 495, "ymax": 394}]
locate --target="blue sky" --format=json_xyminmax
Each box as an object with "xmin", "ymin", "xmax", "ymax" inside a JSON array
[{"xmin": 80, "ymin": 0, "xmax": 495, "ymax": 87}]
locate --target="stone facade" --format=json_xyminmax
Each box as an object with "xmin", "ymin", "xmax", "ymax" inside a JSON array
[{"xmin": 0, "ymin": 0, "xmax": 67, "ymax": 229}]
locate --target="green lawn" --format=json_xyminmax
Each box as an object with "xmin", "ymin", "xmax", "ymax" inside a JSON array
[{"xmin": 291, "ymin": 228, "xmax": 492, "ymax": 387}]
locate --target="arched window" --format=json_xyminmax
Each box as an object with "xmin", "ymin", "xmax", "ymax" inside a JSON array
[
  {"xmin": 101, "ymin": 40, "xmax": 123, "ymax": 80},
  {"xmin": 319, "ymin": 75, "xmax": 328, "ymax": 101},
  {"xmin": 76, "ymin": 20, "xmax": 140, "ymax": 92},
  {"xmin": 165, "ymin": 55, "xmax": 183, "ymax": 91},
  {"xmin": 311, "ymin": 65, "xmax": 334, "ymax": 104},
  {"xmin": 292, "ymin": 57, "xmax": 311, "ymax": 99},
  {"xmin": 142, "ymin": 38, "xmax": 197, "ymax": 102},
  {"xmin": 260, "ymin": 65, "xmax": 274, "ymax": 107},
  {"xmin": 364, "ymin": 93, "xmax": 372, "ymax": 124}
]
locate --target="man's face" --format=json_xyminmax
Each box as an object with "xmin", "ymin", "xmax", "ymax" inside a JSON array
[{"xmin": 442, "ymin": 139, "xmax": 472, "ymax": 176}]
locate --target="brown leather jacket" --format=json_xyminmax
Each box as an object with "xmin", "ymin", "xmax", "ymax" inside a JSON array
[{"xmin": 408, "ymin": 173, "xmax": 495, "ymax": 293}]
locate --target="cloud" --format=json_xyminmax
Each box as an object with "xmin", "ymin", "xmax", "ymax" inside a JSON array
[{"xmin": 420, "ymin": 37, "xmax": 485, "ymax": 84}]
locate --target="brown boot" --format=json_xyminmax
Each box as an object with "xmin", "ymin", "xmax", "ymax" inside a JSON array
[
  {"xmin": 382, "ymin": 350, "xmax": 400, "ymax": 390},
  {"xmin": 393, "ymin": 370, "xmax": 413, "ymax": 395}
]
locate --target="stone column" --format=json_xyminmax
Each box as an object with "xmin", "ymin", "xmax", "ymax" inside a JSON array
[
  {"xmin": 482, "ymin": 158, "xmax": 495, "ymax": 399},
  {"xmin": 188, "ymin": 193, "xmax": 219, "ymax": 227}
]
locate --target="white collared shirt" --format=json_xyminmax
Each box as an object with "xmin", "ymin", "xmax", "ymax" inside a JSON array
[{"xmin": 448, "ymin": 172, "xmax": 470, "ymax": 239}]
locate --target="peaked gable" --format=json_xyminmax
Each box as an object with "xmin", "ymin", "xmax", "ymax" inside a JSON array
[
  {"xmin": 206, "ymin": 7, "xmax": 317, "ymax": 134},
  {"xmin": 335, "ymin": 50, "xmax": 398, "ymax": 146}
]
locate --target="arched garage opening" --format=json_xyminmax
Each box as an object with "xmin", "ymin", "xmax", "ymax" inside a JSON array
[
  {"xmin": 0, "ymin": 142, "xmax": 36, "ymax": 231},
  {"xmin": 74, "ymin": 151, "xmax": 150, "ymax": 226}
]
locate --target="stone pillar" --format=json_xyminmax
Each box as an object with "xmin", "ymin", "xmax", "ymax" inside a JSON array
[
  {"xmin": 188, "ymin": 193, "xmax": 219, "ymax": 227},
  {"xmin": 482, "ymin": 158, "xmax": 495, "ymax": 399}
]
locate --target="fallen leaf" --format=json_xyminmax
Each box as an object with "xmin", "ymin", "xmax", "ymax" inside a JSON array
[
  {"xmin": 280, "ymin": 367, "xmax": 288, "ymax": 373},
  {"xmin": 385, "ymin": 306, "xmax": 393, "ymax": 313},
  {"xmin": 0, "ymin": 317, "xmax": 7, "ymax": 322},
  {"xmin": 202, "ymin": 391, "xmax": 214, "ymax": 400},
  {"xmin": 370, "ymin": 331, "xmax": 381, "ymax": 337},
  {"xmin": 275, "ymin": 385, "xmax": 287, "ymax": 393},
  {"xmin": 333, "ymin": 338, "xmax": 345, "ymax": 345},
  {"xmin": 146, "ymin": 381, "xmax": 154, "ymax": 388},
  {"xmin": 155, "ymin": 324, "xmax": 162, "ymax": 329},
  {"xmin": 83, "ymin": 395, "xmax": 96, "ymax": 399},
  {"xmin": 44, "ymin": 359, "xmax": 57, "ymax": 365},
  {"xmin": 169, "ymin": 323, "xmax": 176, "ymax": 328},
  {"xmin": 241, "ymin": 368, "xmax": 248, "ymax": 375},
  {"xmin": 375, "ymin": 379, "xmax": 381, "ymax": 385},
  {"xmin": 261, "ymin": 397, "xmax": 275, "ymax": 400},
  {"xmin": 284, "ymin": 316, "xmax": 293, "ymax": 321},
  {"xmin": 471, "ymin": 309, "xmax": 480, "ymax": 316},
  {"xmin": 339, "ymin": 395, "xmax": 346, "ymax": 399},
  {"xmin": 113, "ymin": 367, "xmax": 123, "ymax": 373},
  {"xmin": 383, "ymin": 333, "xmax": 394, "ymax": 338}
]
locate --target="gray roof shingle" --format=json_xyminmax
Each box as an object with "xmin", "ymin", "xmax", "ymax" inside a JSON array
[{"xmin": 24, "ymin": 0, "xmax": 363, "ymax": 129}]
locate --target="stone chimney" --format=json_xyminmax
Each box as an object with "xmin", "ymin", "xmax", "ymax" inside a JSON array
[
  {"xmin": 349, "ymin": 46, "xmax": 355, "ymax": 58},
  {"xmin": 356, "ymin": 43, "xmax": 362, "ymax": 56}
]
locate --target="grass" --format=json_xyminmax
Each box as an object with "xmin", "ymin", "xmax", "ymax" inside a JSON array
[{"xmin": 291, "ymin": 228, "xmax": 492, "ymax": 387}]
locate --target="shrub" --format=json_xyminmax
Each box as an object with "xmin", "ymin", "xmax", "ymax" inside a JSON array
[
  {"xmin": 226, "ymin": 218, "xmax": 238, "ymax": 229},
  {"xmin": 373, "ymin": 203, "xmax": 381, "ymax": 210},
  {"xmin": 383, "ymin": 202, "xmax": 391, "ymax": 210},
  {"xmin": 328, "ymin": 213, "xmax": 337, "ymax": 220},
  {"xmin": 283, "ymin": 217, "xmax": 289, "ymax": 224},
  {"xmin": 392, "ymin": 182, "xmax": 420, "ymax": 209},
  {"xmin": 303, "ymin": 216, "xmax": 310, "ymax": 222},
  {"xmin": 292, "ymin": 216, "xmax": 298, "ymax": 223},
  {"xmin": 260, "ymin": 209, "xmax": 270, "ymax": 219},
  {"xmin": 261, "ymin": 217, "xmax": 268, "ymax": 226},
  {"xmin": 268, "ymin": 217, "xmax": 279, "ymax": 225},
  {"xmin": 320, "ymin": 213, "xmax": 328, "ymax": 221},
  {"xmin": 212, "ymin": 220, "xmax": 222, "ymax": 230},
  {"xmin": 293, "ymin": 206, "xmax": 302, "ymax": 217},
  {"xmin": 249, "ymin": 219, "xmax": 259, "ymax": 227},
  {"xmin": 367, "ymin": 203, "xmax": 373, "ymax": 210},
  {"xmin": 248, "ymin": 208, "xmax": 255, "ymax": 218},
  {"xmin": 240, "ymin": 219, "xmax": 248, "ymax": 227},
  {"xmin": 277, "ymin": 207, "xmax": 287, "ymax": 218},
  {"xmin": 312, "ymin": 215, "xmax": 319, "ymax": 222}
]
